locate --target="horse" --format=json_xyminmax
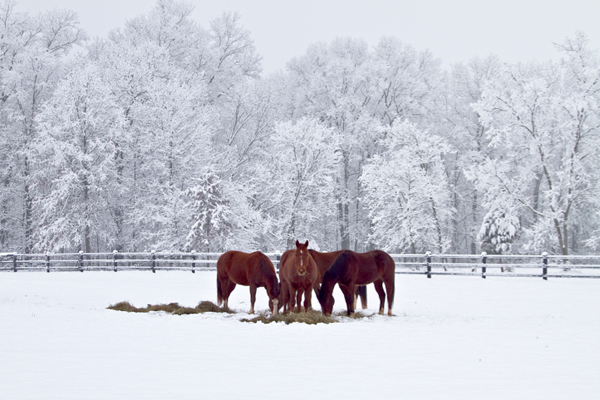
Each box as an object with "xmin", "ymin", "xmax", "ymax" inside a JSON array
[
  {"xmin": 309, "ymin": 249, "xmax": 368, "ymax": 309},
  {"xmin": 279, "ymin": 240, "xmax": 318, "ymax": 313},
  {"xmin": 317, "ymin": 250, "xmax": 395, "ymax": 316},
  {"xmin": 216, "ymin": 251, "xmax": 280, "ymax": 314}
]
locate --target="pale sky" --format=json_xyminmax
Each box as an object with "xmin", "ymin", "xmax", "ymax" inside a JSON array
[{"xmin": 15, "ymin": 0, "xmax": 600, "ymax": 73}]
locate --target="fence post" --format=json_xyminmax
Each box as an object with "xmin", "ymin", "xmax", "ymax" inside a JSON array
[
  {"xmin": 13, "ymin": 254, "xmax": 17, "ymax": 272},
  {"xmin": 46, "ymin": 253, "xmax": 50, "ymax": 273},
  {"xmin": 276, "ymin": 254, "xmax": 281, "ymax": 271},
  {"xmin": 191, "ymin": 250, "xmax": 196, "ymax": 273},
  {"xmin": 542, "ymin": 252, "xmax": 548, "ymax": 280},
  {"xmin": 151, "ymin": 250, "xmax": 156, "ymax": 273},
  {"xmin": 481, "ymin": 252, "xmax": 487, "ymax": 279},
  {"xmin": 425, "ymin": 251, "xmax": 432, "ymax": 279},
  {"xmin": 113, "ymin": 250, "xmax": 118, "ymax": 272},
  {"xmin": 78, "ymin": 251, "xmax": 84, "ymax": 272}
]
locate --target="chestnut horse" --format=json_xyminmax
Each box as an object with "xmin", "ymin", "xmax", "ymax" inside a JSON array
[
  {"xmin": 308, "ymin": 249, "xmax": 368, "ymax": 309},
  {"xmin": 279, "ymin": 240, "xmax": 318, "ymax": 313},
  {"xmin": 217, "ymin": 251, "xmax": 280, "ymax": 314},
  {"xmin": 317, "ymin": 250, "xmax": 395, "ymax": 316}
]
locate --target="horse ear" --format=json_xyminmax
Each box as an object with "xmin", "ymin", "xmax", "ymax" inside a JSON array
[
  {"xmin": 295, "ymin": 240, "xmax": 300, "ymax": 247},
  {"xmin": 304, "ymin": 240, "xmax": 309, "ymax": 247}
]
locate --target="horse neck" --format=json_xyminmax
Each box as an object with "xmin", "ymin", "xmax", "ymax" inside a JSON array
[
  {"xmin": 307, "ymin": 254, "xmax": 318, "ymax": 273},
  {"xmin": 321, "ymin": 268, "xmax": 339, "ymax": 291},
  {"xmin": 264, "ymin": 274, "xmax": 277, "ymax": 295}
]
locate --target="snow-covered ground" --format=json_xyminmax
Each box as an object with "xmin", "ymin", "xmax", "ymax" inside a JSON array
[{"xmin": 1, "ymin": 270, "xmax": 598, "ymax": 400}]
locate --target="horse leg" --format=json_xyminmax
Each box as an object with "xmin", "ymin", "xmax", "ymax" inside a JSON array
[
  {"xmin": 289, "ymin": 286, "xmax": 297, "ymax": 313},
  {"xmin": 296, "ymin": 289, "xmax": 303, "ymax": 312},
  {"xmin": 249, "ymin": 284, "xmax": 257, "ymax": 314},
  {"xmin": 373, "ymin": 280, "xmax": 386, "ymax": 315},
  {"xmin": 280, "ymin": 281, "xmax": 289, "ymax": 314},
  {"xmin": 384, "ymin": 278, "xmax": 394, "ymax": 316},
  {"xmin": 304, "ymin": 287, "xmax": 312, "ymax": 311},
  {"xmin": 339, "ymin": 283, "xmax": 356, "ymax": 316}
]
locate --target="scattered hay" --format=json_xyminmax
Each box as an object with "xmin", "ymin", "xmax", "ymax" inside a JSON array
[
  {"xmin": 107, "ymin": 300, "xmax": 232, "ymax": 315},
  {"xmin": 240, "ymin": 309, "xmax": 336, "ymax": 325},
  {"xmin": 108, "ymin": 301, "xmax": 376, "ymax": 324},
  {"xmin": 333, "ymin": 310, "xmax": 374, "ymax": 319}
]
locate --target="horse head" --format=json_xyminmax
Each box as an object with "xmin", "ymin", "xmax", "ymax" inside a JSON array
[
  {"xmin": 318, "ymin": 283, "xmax": 335, "ymax": 316},
  {"xmin": 294, "ymin": 240, "xmax": 310, "ymax": 276}
]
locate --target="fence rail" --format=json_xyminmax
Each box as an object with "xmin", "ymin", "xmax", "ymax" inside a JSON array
[{"xmin": 1, "ymin": 251, "xmax": 600, "ymax": 279}]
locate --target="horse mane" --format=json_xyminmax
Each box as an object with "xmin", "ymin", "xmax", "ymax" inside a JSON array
[
  {"xmin": 257, "ymin": 254, "xmax": 275, "ymax": 277},
  {"xmin": 323, "ymin": 250, "xmax": 353, "ymax": 281}
]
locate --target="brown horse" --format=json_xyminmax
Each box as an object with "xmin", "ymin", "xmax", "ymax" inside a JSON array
[
  {"xmin": 317, "ymin": 250, "xmax": 395, "ymax": 316},
  {"xmin": 217, "ymin": 251, "xmax": 280, "ymax": 314},
  {"xmin": 309, "ymin": 249, "xmax": 368, "ymax": 309},
  {"xmin": 279, "ymin": 240, "xmax": 318, "ymax": 313}
]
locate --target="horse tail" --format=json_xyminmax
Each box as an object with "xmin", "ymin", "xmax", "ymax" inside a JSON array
[
  {"xmin": 216, "ymin": 252, "xmax": 229, "ymax": 306},
  {"xmin": 356, "ymin": 285, "xmax": 368, "ymax": 309}
]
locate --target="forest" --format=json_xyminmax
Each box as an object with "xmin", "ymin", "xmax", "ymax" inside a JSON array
[{"xmin": 1, "ymin": 0, "xmax": 599, "ymax": 256}]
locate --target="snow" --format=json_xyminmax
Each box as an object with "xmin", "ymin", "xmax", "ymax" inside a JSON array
[{"xmin": 1, "ymin": 271, "xmax": 599, "ymax": 399}]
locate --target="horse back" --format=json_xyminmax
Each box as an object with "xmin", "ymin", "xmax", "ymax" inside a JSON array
[
  {"xmin": 355, "ymin": 250, "xmax": 395, "ymax": 285},
  {"xmin": 217, "ymin": 251, "xmax": 247, "ymax": 285},
  {"xmin": 372, "ymin": 249, "xmax": 395, "ymax": 277},
  {"xmin": 217, "ymin": 250, "xmax": 276, "ymax": 287}
]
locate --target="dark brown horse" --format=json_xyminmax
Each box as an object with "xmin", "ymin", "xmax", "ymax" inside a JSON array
[
  {"xmin": 217, "ymin": 251, "xmax": 280, "ymax": 314},
  {"xmin": 309, "ymin": 249, "xmax": 368, "ymax": 309},
  {"xmin": 279, "ymin": 240, "xmax": 318, "ymax": 313},
  {"xmin": 317, "ymin": 250, "xmax": 395, "ymax": 316}
]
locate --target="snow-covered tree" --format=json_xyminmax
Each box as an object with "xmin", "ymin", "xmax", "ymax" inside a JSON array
[
  {"xmin": 79, "ymin": 0, "xmax": 256, "ymax": 251},
  {"xmin": 33, "ymin": 64, "xmax": 124, "ymax": 253},
  {"xmin": 283, "ymin": 37, "xmax": 442, "ymax": 251},
  {"xmin": 253, "ymin": 117, "xmax": 338, "ymax": 249},
  {"xmin": 185, "ymin": 170, "xmax": 231, "ymax": 252},
  {"xmin": 441, "ymin": 56, "xmax": 501, "ymax": 253},
  {"xmin": 478, "ymin": 206, "xmax": 520, "ymax": 254},
  {"xmin": 361, "ymin": 121, "xmax": 453, "ymax": 253},
  {"xmin": 473, "ymin": 33, "xmax": 600, "ymax": 255},
  {"xmin": 0, "ymin": 1, "xmax": 85, "ymax": 252}
]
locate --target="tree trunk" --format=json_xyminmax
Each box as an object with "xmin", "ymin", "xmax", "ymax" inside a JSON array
[
  {"xmin": 338, "ymin": 151, "xmax": 351, "ymax": 250},
  {"xmin": 23, "ymin": 156, "xmax": 33, "ymax": 254}
]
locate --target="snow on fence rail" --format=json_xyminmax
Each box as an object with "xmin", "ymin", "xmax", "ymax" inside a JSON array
[{"xmin": 1, "ymin": 251, "xmax": 599, "ymax": 279}]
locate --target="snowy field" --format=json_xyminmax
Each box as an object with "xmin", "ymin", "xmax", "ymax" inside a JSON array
[{"xmin": 1, "ymin": 270, "xmax": 599, "ymax": 400}]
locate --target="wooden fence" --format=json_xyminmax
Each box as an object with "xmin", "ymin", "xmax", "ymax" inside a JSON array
[{"xmin": 1, "ymin": 251, "xmax": 599, "ymax": 279}]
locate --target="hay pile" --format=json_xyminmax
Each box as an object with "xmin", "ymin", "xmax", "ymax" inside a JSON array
[{"xmin": 107, "ymin": 300, "xmax": 232, "ymax": 315}]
